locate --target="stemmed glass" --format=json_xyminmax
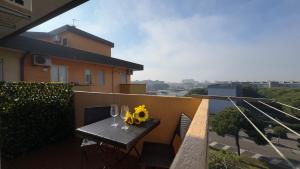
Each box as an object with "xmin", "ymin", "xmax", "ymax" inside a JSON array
[
  {"xmin": 110, "ymin": 104, "xmax": 119, "ymax": 127},
  {"xmin": 120, "ymin": 105, "xmax": 129, "ymax": 130}
]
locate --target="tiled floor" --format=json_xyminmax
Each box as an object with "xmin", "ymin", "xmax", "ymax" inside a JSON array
[{"xmin": 2, "ymin": 137, "xmax": 141, "ymax": 169}]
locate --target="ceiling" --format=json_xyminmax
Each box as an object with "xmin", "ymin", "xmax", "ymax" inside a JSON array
[{"xmin": 0, "ymin": 0, "xmax": 87, "ymax": 39}]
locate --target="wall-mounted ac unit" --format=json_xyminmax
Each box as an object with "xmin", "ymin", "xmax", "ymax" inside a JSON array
[
  {"xmin": 33, "ymin": 54, "xmax": 51, "ymax": 67},
  {"xmin": 127, "ymin": 69, "xmax": 133, "ymax": 75}
]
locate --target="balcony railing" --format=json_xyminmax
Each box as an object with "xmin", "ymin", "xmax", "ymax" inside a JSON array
[{"xmin": 119, "ymin": 84, "xmax": 146, "ymax": 94}]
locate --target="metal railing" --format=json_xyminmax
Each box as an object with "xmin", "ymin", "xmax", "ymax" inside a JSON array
[{"xmin": 192, "ymin": 94, "xmax": 300, "ymax": 169}]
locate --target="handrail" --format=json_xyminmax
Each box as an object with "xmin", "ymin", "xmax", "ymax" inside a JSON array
[{"xmin": 191, "ymin": 94, "xmax": 273, "ymax": 102}]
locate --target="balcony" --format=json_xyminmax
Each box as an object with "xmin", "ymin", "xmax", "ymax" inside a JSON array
[
  {"xmin": 119, "ymin": 84, "xmax": 146, "ymax": 94},
  {"xmin": 2, "ymin": 91, "xmax": 209, "ymax": 169}
]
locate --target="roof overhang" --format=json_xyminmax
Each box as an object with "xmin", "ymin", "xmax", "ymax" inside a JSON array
[
  {"xmin": 0, "ymin": 0, "xmax": 88, "ymax": 39},
  {"xmin": 0, "ymin": 36, "xmax": 144, "ymax": 71}
]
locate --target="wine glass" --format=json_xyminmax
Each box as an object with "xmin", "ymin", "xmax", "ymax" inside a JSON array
[
  {"xmin": 110, "ymin": 104, "xmax": 119, "ymax": 127},
  {"xmin": 120, "ymin": 105, "xmax": 129, "ymax": 130}
]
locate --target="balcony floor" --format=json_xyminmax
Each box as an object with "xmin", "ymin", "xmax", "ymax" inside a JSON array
[{"xmin": 2, "ymin": 137, "xmax": 141, "ymax": 169}]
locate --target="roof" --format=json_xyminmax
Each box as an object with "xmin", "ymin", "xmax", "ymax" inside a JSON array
[
  {"xmin": 21, "ymin": 32, "xmax": 54, "ymax": 39},
  {"xmin": 49, "ymin": 25, "xmax": 114, "ymax": 47},
  {"xmin": 0, "ymin": 36, "xmax": 143, "ymax": 70}
]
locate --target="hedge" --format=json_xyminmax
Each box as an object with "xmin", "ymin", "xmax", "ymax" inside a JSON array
[{"xmin": 0, "ymin": 82, "xmax": 74, "ymax": 159}]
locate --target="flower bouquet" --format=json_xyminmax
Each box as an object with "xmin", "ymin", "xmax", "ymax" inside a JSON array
[{"xmin": 125, "ymin": 105, "xmax": 149, "ymax": 125}]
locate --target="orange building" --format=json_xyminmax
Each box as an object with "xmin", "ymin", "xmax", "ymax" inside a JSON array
[{"xmin": 0, "ymin": 25, "xmax": 145, "ymax": 93}]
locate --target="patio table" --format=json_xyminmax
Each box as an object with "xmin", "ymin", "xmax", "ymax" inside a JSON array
[{"xmin": 75, "ymin": 117, "xmax": 160, "ymax": 166}]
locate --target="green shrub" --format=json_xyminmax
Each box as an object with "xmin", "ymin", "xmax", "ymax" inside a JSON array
[
  {"xmin": 273, "ymin": 126, "xmax": 288, "ymax": 139},
  {"xmin": 0, "ymin": 82, "xmax": 74, "ymax": 159},
  {"xmin": 209, "ymin": 149, "xmax": 241, "ymax": 169}
]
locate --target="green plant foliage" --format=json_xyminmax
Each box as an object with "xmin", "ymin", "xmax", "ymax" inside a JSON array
[
  {"xmin": 0, "ymin": 82, "xmax": 74, "ymax": 159},
  {"xmin": 209, "ymin": 148, "xmax": 269, "ymax": 169},
  {"xmin": 273, "ymin": 126, "xmax": 288, "ymax": 139},
  {"xmin": 185, "ymin": 88, "xmax": 208, "ymax": 96}
]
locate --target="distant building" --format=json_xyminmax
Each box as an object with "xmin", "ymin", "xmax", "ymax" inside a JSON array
[{"xmin": 208, "ymin": 84, "xmax": 241, "ymax": 114}]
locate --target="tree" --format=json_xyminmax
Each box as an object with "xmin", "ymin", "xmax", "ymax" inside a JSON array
[
  {"xmin": 273, "ymin": 126, "xmax": 288, "ymax": 144},
  {"xmin": 212, "ymin": 107, "xmax": 267, "ymax": 155},
  {"xmin": 185, "ymin": 88, "xmax": 207, "ymax": 96}
]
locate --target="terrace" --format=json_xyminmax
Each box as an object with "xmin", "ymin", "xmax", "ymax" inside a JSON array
[{"xmin": 2, "ymin": 91, "xmax": 209, "ymax": 169}]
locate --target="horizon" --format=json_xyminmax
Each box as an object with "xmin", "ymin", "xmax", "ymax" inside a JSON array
[{"xmin": 31, "ymin": 0, "xmax": 300, "ymax": 82}]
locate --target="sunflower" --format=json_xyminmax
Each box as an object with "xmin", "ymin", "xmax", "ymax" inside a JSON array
[
  {"xmin": 133, "ymin": 105, "xmax": 149, "ymax": 122},
  {"xmin": 125, "ymin": 112, "xmax": 133, "ymax": 125},
  {"xmin": 133, "ymin": 118, "xmax": 141, "ymax": 125}
]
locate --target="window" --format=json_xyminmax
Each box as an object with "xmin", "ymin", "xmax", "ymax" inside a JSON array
[
  {"xmin": 51, "ymin": 65, "xmax": 68, "ymax": 83},
  {"xmin": 84, "ymin": 69, "xmax": 92, "ymax": 84},
  {"xmin": 62, "ymin": 38, "xmax": 68, "ymax": 47},
  {"xmin": 98, "ymin": 71, "xmax": 105, "ymax": 86},
  {"xmin": 120, "ymin": 72, "xmax": 127, "ymax": 84},
  {"xmin": 0, "ymin": 58, "xmax": 3, "ymax": 81}
]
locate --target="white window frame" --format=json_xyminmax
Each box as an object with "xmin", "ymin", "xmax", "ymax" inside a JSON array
[
  {"xmin": 120, "ymin": 72, "xmax": 127, "ymax": 84},
  {"xmin": 62, "ymin": 38, "xmax": 68, "ymax": 47},
  {"xmin": 50, "ymin": 65, "xmax": 68, "ymax": 83},
  {"xmin": 84, "ymin": 69, "xmax": 92, "ymax": 84},
  {"xmin": 98, "ymin": 71, "xmax": 105, "ymax": 86}
]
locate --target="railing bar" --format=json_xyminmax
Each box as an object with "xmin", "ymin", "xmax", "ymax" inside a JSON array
[
  {"xmin": 259, "ymin": 101, "xmax": 300, "ymax": 121},
  {"xmin": 276, "ymin": 101, "xmax": 300, "ymax": 111},
  {"xmin": 228, "ymin": 97, "xmax": 296, "ymax": 169},
  {"xmin": 191, "ymin": 94, "xmax": 273, "ymax": 102},
  {"xmin": 244, "ymin": 100, "xmax": 300, "ymax": 138}
]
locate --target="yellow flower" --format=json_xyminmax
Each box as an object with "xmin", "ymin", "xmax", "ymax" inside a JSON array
[
  {"xmin": 133, "ymin": 105, "xmax": 149, "ymax": 122},
  {"xmin": 133, "ymin": 118, "xmax": 141, "ymax": 125},
  {"xmin": 125, "ymin": 112, "xmax": 133, "ymax": 125}
]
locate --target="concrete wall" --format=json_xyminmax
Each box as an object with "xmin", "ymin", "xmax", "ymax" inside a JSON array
[
  {"xmin": 23, "ymin": 55, "xmax": 129, "ymax": 93},
  {"xmin": 0, "ymin": 48, "xmax": 22, "ymax": 81},
  {"xmin": 171, "ymin": 99, "xmax": 209, "ymax": 169},
  {"xmin": 73, "ymin": 92, "xmax": 202, "ymax": 152},
  {"xmin": 120, "ymin": 84, "xmax": 146, "ymax": 94}
]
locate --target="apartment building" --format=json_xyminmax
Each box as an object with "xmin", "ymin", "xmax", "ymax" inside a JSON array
[{"xmin": 0, "ymin": 25, "xmax": 144, "ymax": 93}]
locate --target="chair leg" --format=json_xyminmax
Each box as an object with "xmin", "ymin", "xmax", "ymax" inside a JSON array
[{"xmin": 81, "ymin": 147, "xmax": 88, "ymax": 169}]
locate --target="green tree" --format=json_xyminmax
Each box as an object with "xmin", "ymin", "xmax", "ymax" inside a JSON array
[
  {"xmin": 273, "ymin": 126, "xmax": 288, "ymax": 144},
  {"xmin": 212, "ymin": 107, "xmax": 267, "ymax": 155},
  {"xmin": 185, "ymin": 88, "xmax": 207, "ymax": 96}
]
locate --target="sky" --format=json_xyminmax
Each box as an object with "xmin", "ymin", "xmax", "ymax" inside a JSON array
[{"xmin": 31, "ymin": 0, "xmax": 300, "ymax": 82}]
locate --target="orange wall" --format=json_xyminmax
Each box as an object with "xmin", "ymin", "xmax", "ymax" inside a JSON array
[
  {"xmin": 74, "ymin": 92, "xmax": 203, "ymax": 152},
  {"xmin": 23, "ymin": 55, "xmax": 129, "ymax": 93},
  {"xmin": 39, "ymin": 32, "xmax": 112, "ymax": 56}
]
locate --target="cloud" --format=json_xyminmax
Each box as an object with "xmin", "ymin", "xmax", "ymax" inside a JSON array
[{"xmin": 31, "ymin": 0, "xmax": 300, "ymax": 82}]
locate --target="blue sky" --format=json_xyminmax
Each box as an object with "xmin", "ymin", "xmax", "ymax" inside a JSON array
[{"xmin": 31, "ymin": 0, "xmax": 300, "ymax": 82}]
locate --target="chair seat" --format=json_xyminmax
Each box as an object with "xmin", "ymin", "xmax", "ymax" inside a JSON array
[
  {"xmin": 81, "ymin": 139, "xmax": 97, "ymax": 147},
  {"xmin": 140, "ymin": 142, "xmax": 175, "ymax": 168}
]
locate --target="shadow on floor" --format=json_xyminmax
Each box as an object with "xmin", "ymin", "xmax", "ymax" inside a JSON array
[{"xmin": 2, "ymin": 137, "xmax": 141, "ymax": 169}]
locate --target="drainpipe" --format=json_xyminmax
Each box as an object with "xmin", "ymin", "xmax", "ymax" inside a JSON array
[
  {"xmin": 20, "ymin": 52, "xmax": 29, "ymax": 81},
  {"xmin": 111, "ymin": 68, "xmax": 114, "ymax": 93}
]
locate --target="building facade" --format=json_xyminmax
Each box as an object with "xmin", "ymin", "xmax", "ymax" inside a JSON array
[
  {"xmin": 208, "ymin": 84, "xmax": 241, "ymax": 114},
  {"xmin": 0, "ymin": 25, "xmax": 144, "ymax": 93}
]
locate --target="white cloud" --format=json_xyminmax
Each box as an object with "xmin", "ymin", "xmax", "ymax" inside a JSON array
[{"xmin": 31, "ymin": 0, "xmax": 300, "ymax": 82}]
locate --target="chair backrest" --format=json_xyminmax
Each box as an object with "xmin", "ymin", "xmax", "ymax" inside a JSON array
[
  {"xmin": 84, "ymin": 106, "xmax": 111, "ymax": 125},
  {"xmin": 170, "ymin": 113, "xmax": 192, "ymax": 145}
]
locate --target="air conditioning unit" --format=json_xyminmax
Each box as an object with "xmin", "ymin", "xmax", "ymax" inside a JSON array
[
  {"xmin": 127, "ymin": 69, "xmax": 133, "ymax": 75},
  {"xmin": 33, "ymin": 54, "xmax": 51, "ymax": 66}
]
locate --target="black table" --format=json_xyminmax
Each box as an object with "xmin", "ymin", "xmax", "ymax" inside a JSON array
[{"xmin": 76, "ymin": 117, "xmax": 160, "ymax": 165}]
